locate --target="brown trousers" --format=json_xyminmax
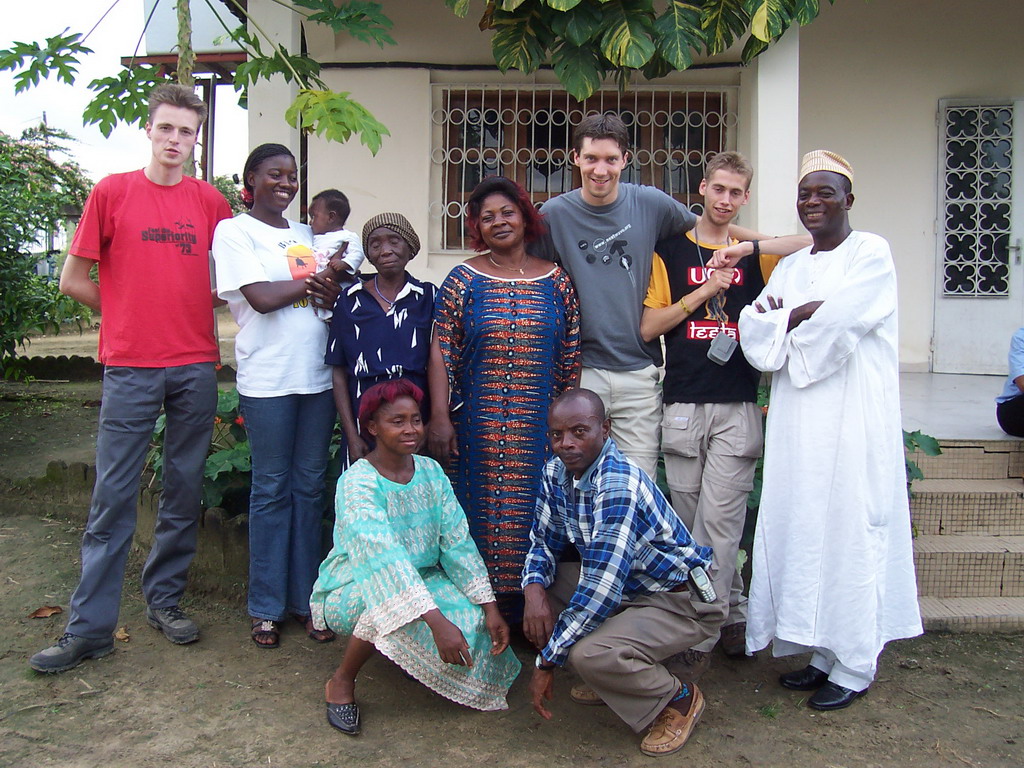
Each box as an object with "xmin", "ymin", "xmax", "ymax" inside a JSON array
[{"xmin": 548, "ymin": 563, "xmax": 715, "ymax": 732}]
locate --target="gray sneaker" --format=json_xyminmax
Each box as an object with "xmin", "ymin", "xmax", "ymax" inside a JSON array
[
  {"xmin": 30, "ymin": 633, "xmax": 114, "ymax": 673},
  {"xmin": 146, "ymin": 605, "xmax": 200, "ymax": 644}
]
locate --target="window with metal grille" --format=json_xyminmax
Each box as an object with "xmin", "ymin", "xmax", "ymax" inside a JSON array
[
  {"xmin": 940, "ymin": 103, "xmax": 1014, "ymax": 297},
  {"xmin": 430, "ymin": 86, "xmax": 737, "ymax": 251}
]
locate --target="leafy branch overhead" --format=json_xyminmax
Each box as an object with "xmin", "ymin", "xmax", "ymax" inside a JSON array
[
  {"xmin": 0, "ymin": 1, "xmax": 395, "ymax": 153},
  {"xmin": 447, "ymin": 0, "xmax": 834, "ymax": 99}
]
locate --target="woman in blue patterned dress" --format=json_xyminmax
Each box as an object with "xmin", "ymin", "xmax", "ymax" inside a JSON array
[
  {"xmin": 310, "ymin": 379, "xmax": 520, "ymax": 736},
  {"xmin": 428, "ymin": 177, "xmax": 581, "ymax": 621}
]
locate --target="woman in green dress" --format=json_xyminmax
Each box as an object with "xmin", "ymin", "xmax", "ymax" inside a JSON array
[{"xmin": 310, "ymin": 379, "xmax": 521, "ymax": 735}]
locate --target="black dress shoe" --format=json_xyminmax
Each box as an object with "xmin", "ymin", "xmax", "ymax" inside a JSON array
[
  {"xmin": 779, "ymin": 665, "xmax": 829, "ymax": 691},
  {"xmin": 326, "ymin": 702, "xmax": 360, "ymax": 735},
  {"xmin": 807, "ymin": 681, "xmax": 867, "ymax": 711}
]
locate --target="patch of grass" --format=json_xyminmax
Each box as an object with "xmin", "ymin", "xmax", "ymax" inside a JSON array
[{"xmin": 757, "ymin": 701, "xmax": 783, "ymax": 719}]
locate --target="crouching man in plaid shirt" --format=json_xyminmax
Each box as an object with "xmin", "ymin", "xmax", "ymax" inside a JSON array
[{"xmin": 523, "ymin": 388, "xmax": 721, "ymax": 757}]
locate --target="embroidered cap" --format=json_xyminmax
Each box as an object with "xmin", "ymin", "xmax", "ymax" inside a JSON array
[
  {"xmin": 362, "ymin": 212, "xmax": 421, "ymax": 257},
  {"xmin": 799, "ymin": 150, "xmax": 854, "ymax": 184}
]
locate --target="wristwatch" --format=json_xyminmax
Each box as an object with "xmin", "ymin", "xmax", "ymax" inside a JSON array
[{"xmin": 535, "ymin": 654, "xmax": 556, "ymax": 670}]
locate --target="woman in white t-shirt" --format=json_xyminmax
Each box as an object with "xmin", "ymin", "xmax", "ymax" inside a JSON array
[{"xmin": 213, "ymin": 143, "xmax": 344, "ymax": 649}]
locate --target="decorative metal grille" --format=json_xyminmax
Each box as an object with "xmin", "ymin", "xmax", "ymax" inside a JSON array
[
  {"xmin": 431, "ymin": 85, "xmax": 737, "ymax": 250},
  {"xmin": 942, "ymin": 104, "xmax": 1014, "ymax": 296}
]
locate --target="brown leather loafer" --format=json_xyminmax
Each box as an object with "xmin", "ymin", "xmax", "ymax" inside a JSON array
[
  {"xmin": 569, "ymin": 682, "xmax": 606, "ymax": 706},
  {"xmin": 640, "ymin": 684, "xmax": 705, "ymax": 756}
]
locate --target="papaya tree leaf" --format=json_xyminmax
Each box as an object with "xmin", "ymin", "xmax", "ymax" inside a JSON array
[
  {"xmin": 285, "ymin": 89, "xmax": 391, "ymax": 154},
  {"xmin": 0, "ymin": 32, "xmax": 93, "ymax": 92},
  {"xmin": 83, "ymin": 66, "xmax": 165, "ymax": 136}
]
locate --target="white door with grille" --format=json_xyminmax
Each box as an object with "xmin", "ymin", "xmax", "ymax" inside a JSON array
[{"xmin": 933, "ymin": 100, "xmax": 1024, "ymax": 374}]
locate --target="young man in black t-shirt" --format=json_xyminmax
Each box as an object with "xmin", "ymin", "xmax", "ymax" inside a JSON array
[{"xmin": 640, "ymin": 152, "xmax": 795, "ymax": 676}]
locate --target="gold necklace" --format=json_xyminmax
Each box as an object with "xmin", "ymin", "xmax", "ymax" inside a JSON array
[{"xmin": 487, "ymin": 253, "xmax": 528, "ymax": 275}]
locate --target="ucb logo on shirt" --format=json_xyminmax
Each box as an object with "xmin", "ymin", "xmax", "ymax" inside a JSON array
[{"xmin": 686, "ymin": 267, "xmax": 744, "ymax": 286}]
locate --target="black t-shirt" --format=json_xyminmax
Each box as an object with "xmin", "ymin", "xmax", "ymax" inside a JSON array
[{"xmin": 650, "ymin": 232, "xmax": 767, "ymax": 405}]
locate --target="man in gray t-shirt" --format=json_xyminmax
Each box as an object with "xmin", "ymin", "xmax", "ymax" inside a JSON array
[{"xmin": 539, "ymin": 114, "xmax": 696, "ymax": 479}]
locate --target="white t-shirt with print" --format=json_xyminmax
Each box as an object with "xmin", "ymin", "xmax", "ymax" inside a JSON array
[{"xmin": 213, "ymin": 214, "xmax": 332, "ymax": 397}]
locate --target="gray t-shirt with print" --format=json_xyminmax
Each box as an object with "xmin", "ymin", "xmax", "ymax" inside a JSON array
[{"xmin": 540, "ymin": 183, "xmax": 696, "ymax": 370}]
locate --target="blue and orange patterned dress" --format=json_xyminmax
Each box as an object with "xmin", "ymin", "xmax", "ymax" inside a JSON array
[{"xmin": 433, "ymin": 264, "xmax": 580, "ymax": 612}]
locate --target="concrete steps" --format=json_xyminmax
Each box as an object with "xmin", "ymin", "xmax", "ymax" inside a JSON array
[{"xmin": 909, "ymin": 439, "xmax": 1024, "ymax": 631}]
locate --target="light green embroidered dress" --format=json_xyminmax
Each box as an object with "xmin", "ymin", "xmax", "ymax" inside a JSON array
[{"xmin": 310, "ymin": 455, "xmax": 521, "ymax": 710}]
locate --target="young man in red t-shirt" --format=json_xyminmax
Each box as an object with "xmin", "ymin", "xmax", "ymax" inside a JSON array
[{"xmin": 30, "ymin": 84, "xmax": 233, "ymax": 673}]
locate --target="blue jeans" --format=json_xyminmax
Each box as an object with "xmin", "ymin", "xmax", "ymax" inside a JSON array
[{"xmin": 240, "ymin": 390, "xmax": 336, "ymax": 621}]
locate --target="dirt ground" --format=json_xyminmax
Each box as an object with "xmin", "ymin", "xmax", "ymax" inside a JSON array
[{"xmin": 1, "ymin": 333, "xmax": 1023, "ymax": 767}]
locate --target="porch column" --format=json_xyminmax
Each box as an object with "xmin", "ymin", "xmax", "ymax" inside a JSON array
[{"xmin": 740, "ymin": 27, "xmax": 801, "ymax": 236}]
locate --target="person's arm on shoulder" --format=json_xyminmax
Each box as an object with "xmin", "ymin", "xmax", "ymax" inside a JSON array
[
  {"xmin": 709, "ymin": 234, "xmax": 813, "ymax": 269},
  {"xmin": 652, "ymin": 187, "xmax": 697, "ymax": 238},
  {"xmin": 59, "ymin": 255, "xmax": 101, "ymax": 312}
]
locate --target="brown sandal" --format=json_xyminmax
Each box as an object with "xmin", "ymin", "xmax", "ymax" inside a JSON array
[
  {"xmin": 295, "ymin": 614, "xmax": 335, "ymax": 643},
  {"xmin": 251, "ymin": 618, "xmax": 280, "ymax": 648}
]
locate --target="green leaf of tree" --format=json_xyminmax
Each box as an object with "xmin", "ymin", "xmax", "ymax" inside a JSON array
[
  {"xmin": 653, "ymin": 1, "xmax": 701, "ymax": 70},
  {"xmin": 552, "ymin": 41, "xmax": 603, "ymax": 100},
  {"xmin": 0, "ymin": 33, "xmax": 93, "ymax": 92},
  {"xmin": 740, "ymin": 32, "xmax": 770, "ymax": 63},
  {"xmin": 293, "ymin": 0, "xmax": 396, "ymax": 47},
  {"xmin": 793, "ymin": 0, "xmax": 828, "ymax": 25},
  {"xmin": 491, "ymin": 13, "xmax": 548, "ymax": 73},
  {"xmin": 550, "ymin": 2, "xmax": 604, "ymax": 47},
  {"xmin": 599, "ymin": 0, "xmax": 657, "ymax": 69},
  {"xmin": 700, "ymin": 0, "xmax": 750, "ymax": 56},
  {"xmin": 83, "ymin": 67, "xmax": 165, "ymax": 136},
  {"xmin": 544, "ymin": 0, "xmax": 585, "ymax": 10},
  {"xmin": 744, "ymin": 0, "xmax": 793, "ymax": 42},
  {"xmin": 444, "ymin": 0, "xmax": 473, "ymax": 17},
  {"xmin": 285, "ymin": 89, "xmax": 391, "ymax": 155}
]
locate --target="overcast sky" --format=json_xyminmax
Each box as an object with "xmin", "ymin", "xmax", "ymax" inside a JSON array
[{"xmin": 3, "ymin": 0, "xmax": 248, "ymax": 181}]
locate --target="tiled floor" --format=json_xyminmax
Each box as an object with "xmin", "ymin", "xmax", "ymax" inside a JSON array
[{"xmin": 900, "ymin": 372, "xmax": 1009, "ymax": 441}]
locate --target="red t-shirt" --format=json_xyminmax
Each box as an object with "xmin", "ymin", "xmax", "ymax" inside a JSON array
[{"xmin": 70, "ymin": 170, "xmax": 233, "ymax": 367}]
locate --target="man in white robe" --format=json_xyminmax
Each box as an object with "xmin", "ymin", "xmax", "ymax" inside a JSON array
[{"xmin": 735, "ymin": 150, "xmax": 922, "ymax": 711}]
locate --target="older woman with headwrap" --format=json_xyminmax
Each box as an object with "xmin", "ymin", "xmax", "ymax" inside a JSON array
[{"xmin": 325, "ymin": 213, "xmax": 437, "ymax": 464}]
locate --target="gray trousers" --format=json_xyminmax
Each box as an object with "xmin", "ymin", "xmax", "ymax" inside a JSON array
[
  {"xmin": 548, "ymin": 563, "xmax": 715, "ymax": 733},
  {"xmin": 662, "ymin": 401, "xmax": 762, "ymax": 652},
  {"xmin": 66, "ymin": 364, "xmax": 216, "ymax": 639}
]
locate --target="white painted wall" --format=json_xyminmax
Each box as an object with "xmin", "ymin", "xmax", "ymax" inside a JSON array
[
  {"xmin": 263, "ymin": 0, "xmax": 1024, "ymax": 369},
  {"xmin": 798, "ymin": 0, "xmax": 1024, "ymax": 370}
]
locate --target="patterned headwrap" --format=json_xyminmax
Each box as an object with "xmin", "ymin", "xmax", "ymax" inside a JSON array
[{"xmin": 361, "ymin": 212, "xmax": 421, "ymax": 257}]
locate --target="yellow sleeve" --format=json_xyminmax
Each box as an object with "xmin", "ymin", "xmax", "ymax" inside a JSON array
[
  {"xmin": 644, "ymin": 253, "xmax": 672, "ymax": 309},
  {"xmin": 760, "ymin": 252, "xmax": 784, "ymax": 284}
]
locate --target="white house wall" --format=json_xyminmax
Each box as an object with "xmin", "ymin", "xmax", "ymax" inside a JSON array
[
  {"xmin": 255, "ymin": 0, "xmax": 1024, "ymax": 370},
  {"xmin": 798, "ymin": 0, "xmax": 1024, "ymax": 370}
]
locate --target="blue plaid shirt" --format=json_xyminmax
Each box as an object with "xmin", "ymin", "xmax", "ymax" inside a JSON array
[{"xmin": 522, "ymin": 438, "xmax": 713, "ymax": 666}]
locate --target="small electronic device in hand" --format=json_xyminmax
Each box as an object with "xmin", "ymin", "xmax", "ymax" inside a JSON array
[
  {"xmin": 707, "ymin": 331, "xmax": 737, "ymax": 365},
  {"xmin": 687, "ymin": 565, "xmax": 717, "ymax": 603}
]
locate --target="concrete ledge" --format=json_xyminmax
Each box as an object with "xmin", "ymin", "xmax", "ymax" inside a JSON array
[
  {"xmin": 920, "ymin": 596, "xmax": 1024, "ymax": 632},
  {"xmin": 911, "ymin": 479, "xmax": 1024, "ymax": 536},
  {"xmin": 914, "ymin": 535, "xmax": 1024, "ymax": 598},
  {"xmin": 6, "ymin": 459, "xmax": 249, "ymax": 596}
]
